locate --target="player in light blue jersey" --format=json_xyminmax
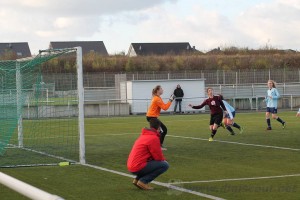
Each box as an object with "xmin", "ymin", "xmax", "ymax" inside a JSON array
[
  {"xmin": 296, "ymin": 108, "xmax": 300, "ymax": 117},
  {"xmin": 219, "ymin": 95, "xmax": 244, "ymax": 135},
  {"xmin": 265, "ymin": 80, "xmax": 286, "ymax": 130}
]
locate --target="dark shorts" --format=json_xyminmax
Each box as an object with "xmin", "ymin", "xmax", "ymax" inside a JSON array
[
  {"xmin": 210, "ymin": 113, "xmax": 223, "ymax": 126},
  {"xmin": 266, "ymin": 107, "xmax": 278, "ymax": 114},
  {"xmin": 146, "ymin": 117, "xmax": 167, "ymax": 134},
  {"xmin": 224, "ymin": 111, "xmax": 236, "ymax": 119}
]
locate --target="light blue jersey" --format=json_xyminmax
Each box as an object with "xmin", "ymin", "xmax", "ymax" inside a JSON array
[
  {"xmin": 222, "ymin": 100, "xmax": 235, "ymax": 119},
  {"xmin": 266, "ymin": 88, "xmax": 280, "ymax": 108}
]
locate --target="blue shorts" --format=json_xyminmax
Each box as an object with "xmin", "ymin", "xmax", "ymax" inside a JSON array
[
  {"xmin": 266, "ymin": 107, "xmax": 278, "ymax": 114},
  {"xmin": 224, "ymin": 111, "xmax": 235, "ymax": 119}
]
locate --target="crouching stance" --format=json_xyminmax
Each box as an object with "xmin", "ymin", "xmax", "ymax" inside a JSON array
[{"xmin": 127, "ymin": 118, "xmax": 169, "ymax": 190}]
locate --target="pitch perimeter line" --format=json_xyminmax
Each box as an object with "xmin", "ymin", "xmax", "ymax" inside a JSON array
[
  {"xmin": 3, "ymin": 144, "xmax": 226, "ymax": 199},
  {"xmin": 84, "ymin": 163, "xmax": 225, "ymax": 200},
  {"xmin": 168, "ymin": 135, "xmax": 300, "ymax": 151},
  {"xmin": 170, "ymin": 174, "xmax": 300, "ymax": 185}
]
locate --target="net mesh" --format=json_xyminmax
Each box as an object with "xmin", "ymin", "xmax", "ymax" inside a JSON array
[{"xmin": 0, "ymin": 48, "xmax": 80, "ymax": 167}]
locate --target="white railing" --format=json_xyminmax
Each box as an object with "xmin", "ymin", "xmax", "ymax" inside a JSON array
[{"xmin": 18, "ymin": 95, "xmax": 300, "ymax": 118}]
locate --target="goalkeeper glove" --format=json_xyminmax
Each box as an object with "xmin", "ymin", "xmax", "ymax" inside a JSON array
[{"xmin": 169, "ymin": 94, "xmax": 176, "ymax": 102}]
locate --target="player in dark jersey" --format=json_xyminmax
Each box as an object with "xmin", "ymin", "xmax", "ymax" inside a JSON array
[{"xmin": 189, "ymin": 88, "xmax": 227, "ymax": 141}]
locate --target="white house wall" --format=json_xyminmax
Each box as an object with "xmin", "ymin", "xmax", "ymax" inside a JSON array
[{"xmin": 124, "ymin": 79, "xmax": 206, "ymax": 114}]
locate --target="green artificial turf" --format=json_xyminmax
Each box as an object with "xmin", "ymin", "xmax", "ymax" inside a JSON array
[{"xmin": 1, "ymin": 112, "xmax": 300, "ymax": 199}]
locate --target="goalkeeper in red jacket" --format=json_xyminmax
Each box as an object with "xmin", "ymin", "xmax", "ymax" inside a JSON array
[{"xmin": 127, "ymin": 118, "xmax": 169, "ymax": 190}]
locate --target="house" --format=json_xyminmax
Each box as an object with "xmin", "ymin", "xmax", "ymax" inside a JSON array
[
  {"xmin": 49, "ymin": 41, "xmax": 108, "ymax": 55},
  {"xmin": 206, "ymin": 47, "xmax": 222, "ymax": 55},
  {"xmin": 0, "ymin": 42, "xmax": 31, "ymax": 58},
  {"xmin": 127, "ymin": 42, "xmax": 196, "ymax": 57}
]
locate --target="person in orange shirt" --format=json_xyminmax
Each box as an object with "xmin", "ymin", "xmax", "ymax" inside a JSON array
[{"xmin": 146, "ymin": 85, "xmax": 175, "ymax": 149}]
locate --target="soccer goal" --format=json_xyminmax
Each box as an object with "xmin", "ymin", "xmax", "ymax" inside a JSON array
[{"xmin": 0, "ymin": 47, "xmax": 85, "ymax": 168}]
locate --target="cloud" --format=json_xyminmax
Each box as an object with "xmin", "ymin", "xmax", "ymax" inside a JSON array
[
  {"xmin": 114, "ymin": 0, "xmax": 300, "ymax": 51},
  {"xmin": 0, "ymin": 0, "xmax": 177, "ymax": 16},
  {"xmin": 120, "ymin": 5, "xmax": 248, "ymax": 51},
  {"xmin": 1, "ymin": 0, "xmax": 300, "ymax": 54},
  {"xmin": 0, "ymin": 0, "xmax": 176, "ymax": 53},
  {"xmin": 235, "ymin": 0, "xmax": 300, "ymax": 49}
]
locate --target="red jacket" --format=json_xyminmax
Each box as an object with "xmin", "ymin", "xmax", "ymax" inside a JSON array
[{"xmin": 127, "ymin": 128, "xmax": 166, "ymax": 173}]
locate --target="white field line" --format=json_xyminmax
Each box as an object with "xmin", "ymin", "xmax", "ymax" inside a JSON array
[
  {"xmin": 83, "ymin": 163, "xmax": 225, "ymax": 200},
  {"xmin": 5, "ymin": 137, "xmax": 224, "ymax": 199},
  {"xmin": 84, "ymin": 119, "xmax": 207, "ymax": 126},
  {"xmin": 7, "ymin": 144, "xmax": 77, "ymax": 163},
  {"xmin": 167, "ymin": 135, "xmax": 300, "ymax": 151},
  {"xmin": 18, "ymin": 133, "xmax": 137, "ymax": 140},
  {"xmin": 26, "ymin": 129, "xmax": 300, "ymax": 148},
  {"xmin": 170, "ymin": 174, "xmax": 300, "ymax": 185},
  {"xmin": 3, "ymin": 144, "xmax": 225, "ymax": 200}
]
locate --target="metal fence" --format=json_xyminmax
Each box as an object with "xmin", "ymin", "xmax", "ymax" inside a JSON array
[
  {"xmin": 36, "ymin": 69, "xmax": 300, "ymax": 116},
  {"xmin": 79, "ymin": 83, "xmax": 300, "ymax": 116},
  {"xmin": 41, "ymin": 68, "xmax": 300, "ymax": 90},
  {"xmin": 209, "ymin": 83, "xmax": 300, "ymax": 97}
]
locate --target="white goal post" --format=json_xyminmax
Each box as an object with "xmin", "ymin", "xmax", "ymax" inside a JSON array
[
  {"xmin": 14, "ymin": 46, "xmax": 85, "ymax": 164},
  {"xmin": 0, "ymin": 172, "xmax": 64, "ymax": 200},
  {"xmin": 0, "ymin": 47, "xmax": 85, "ymax": 199},
  {"xmin": 76, "ymin": 46, "xmax": 86, "ymax": 164}
]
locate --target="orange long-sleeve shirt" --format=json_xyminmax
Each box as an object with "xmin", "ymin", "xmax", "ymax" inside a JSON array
[{"xmin": 146, "ymin": 95, "xmax": 172, "ymax": 117}]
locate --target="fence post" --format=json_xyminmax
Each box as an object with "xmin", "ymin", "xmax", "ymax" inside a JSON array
[
  {"xmin": 107, "ymin": 100, "xmax": 110, "ymax": 117},
  {"xmin": 103, "ymin": 72, "xmax": 106, "ymax": 87},
  {"xmin": 256, "ymin": 97, "xmax": 258, "ymax": 111},
  {"xmin": 27, "ymin": 100, "xmax": 30, "ymax": 119},
  {"xmin": 239, "ymin": 69, "xmax": 241, "ymax": 84},
  {"xmin": 291, "ymin": 95, "xmax": 293, "ymax": 110},
  {"xmin": 68, "ymin": 100, "xmax": 70, "ymax": 117},
  {"xmin": 235, "ymin": 72, "xmax": 238, "ymax": 96},
  {"xmin": 283, "ymin": 67, "xmax": 286, "ymax": 83},
  {"xmin": 46, "ymin": 89, "xmax": 49, "ymax": 105},
  {"xmin": 217, "ymin": 70, "xmax": 219, "ymax": 85},
  {"xmin": 168, "ymin": 73, "xmax": 170, "ymax": 80},
  {"xmin": 268, "ymin": 68, "xmax": 271, "ymax": 80},
  {"xmin": 223, "ymin": 70, "xmax": 225, "ymax": 85}
]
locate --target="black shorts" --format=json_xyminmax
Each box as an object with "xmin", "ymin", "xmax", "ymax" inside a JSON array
[
  {"xmin": 146, "ymin": 116, "xmax": 157, "ymax": 122},
  {"xmin": 266, "ymin": 107, "xmax": 278, "ymax": 114},
  {"xmin": 210, "ymin": 113, "xmax": 223, "ymax": 126}
]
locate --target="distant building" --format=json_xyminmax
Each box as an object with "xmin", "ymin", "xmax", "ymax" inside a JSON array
[
  {"xmin": 206, "ymin": 47, "xmax": 222, "ymax": 55},
  {"xmin": 49, "ymin": 41, "xmax": 108, "ymax": 55},
  {"xmin": 127, "ymin": 42, "xmax": 197, "ymax": 57},
  {"xmin": 283, "ymin": 49, "xmax": 297, "ymax": 53},
  {"xmin": 0, "ymin": 42, "xmax": 31, "ymax": 58}
]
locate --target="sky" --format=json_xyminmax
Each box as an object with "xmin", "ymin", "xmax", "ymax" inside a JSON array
[{"xmin": 0, "ymin": 0, "xmax": 299, "ymax": 54}]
